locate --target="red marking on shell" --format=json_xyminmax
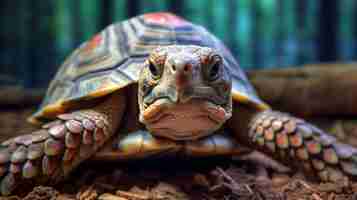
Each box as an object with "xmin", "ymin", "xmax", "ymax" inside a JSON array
[
  {"xmin": 82, "ymin": 34, "xmax": 102, "ymax": 54},
  {"xmin": 143, "ymin": 12, "xmax": 189, "ymax": 27}
]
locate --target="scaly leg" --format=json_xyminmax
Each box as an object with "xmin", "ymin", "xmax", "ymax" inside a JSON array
[
  {"xmin": 248, "ymin": 110, "xmax": 357, "ymax": 182},
  {"xmin": 0, "ymin": 92, "xmax": 126, "ymax": 195}
]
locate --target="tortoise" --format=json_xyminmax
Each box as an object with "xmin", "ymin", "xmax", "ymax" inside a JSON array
[{"xmin": 1, "ymin": 12, "xmax": 357, "ymax": 195}]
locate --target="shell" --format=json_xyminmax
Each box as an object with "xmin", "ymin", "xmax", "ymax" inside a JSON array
[{"xmin": 28, "ymin": 12, "xmax": 268, "ymax": 124}]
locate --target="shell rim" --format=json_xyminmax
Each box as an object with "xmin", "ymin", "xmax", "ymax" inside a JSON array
[{"xmin": 28, "ymin": 83, "xmax": 270, "ymax": 125}]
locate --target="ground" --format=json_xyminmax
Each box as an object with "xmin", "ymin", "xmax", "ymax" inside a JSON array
[{"xmin": 0, "ymin": 101, "xmax": 357, "ymax": 199}]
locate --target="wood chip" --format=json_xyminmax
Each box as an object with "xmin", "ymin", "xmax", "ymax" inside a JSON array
[
  {"xmin": 98, "ymin": 193, "xmax": 127, "ymax": 200},
  {"xmin": 76, "ymin": 185, "xmax": 98, "ymax": 200},
  {"xmin": 116, "ymin": 190, "xmax": 149, "ymax": 200}
]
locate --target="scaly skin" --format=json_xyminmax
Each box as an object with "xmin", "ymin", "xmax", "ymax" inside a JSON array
[
  {"xmin": 0, "ymin": 93, "xmax": 126, "ymax": 195},
  {"xmin": 139, "ymin": 45, "xmax": 357, "ymax": 183},
  {"xmin": 2, "ymin": 45, "xmax": 357, "ymax": 196},
  {"xmin": 248, "ymin": 110, "xmax": 357, "ymax": 182}
]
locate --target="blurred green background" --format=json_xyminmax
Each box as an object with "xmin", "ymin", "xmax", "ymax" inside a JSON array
[{"xmin": 0, "ymin": 0, "xmax": 354, "ymax": 88}]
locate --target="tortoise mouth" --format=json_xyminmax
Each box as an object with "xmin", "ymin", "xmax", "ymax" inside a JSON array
[{"xmin": 140, "ymin": 98, "xmax": 231, "ymax": 140}]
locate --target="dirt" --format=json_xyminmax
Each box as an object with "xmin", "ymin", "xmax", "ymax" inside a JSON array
[{"xmin": 0, "ymin": 106, "xmax": 357, "ymax": 200}]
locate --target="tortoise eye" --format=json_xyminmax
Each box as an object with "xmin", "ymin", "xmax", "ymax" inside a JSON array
[
  {"xmin": 210, "ymin": 62, "xmax": 220, "ymax": 80},
  {"xmin": 148, "ymin": 61, "xmax": 161, "ymax": 79},
  {"xmin": 207, "ymin": 59, "xmax": 221, "ymax": 81}
]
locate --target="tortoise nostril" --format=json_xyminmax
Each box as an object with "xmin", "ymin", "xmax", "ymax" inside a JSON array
[
  {"xmin": 184, "ymin": 64, "xmax": 192, "ymax": 73},
  {"xmin": 171, "ymin": 64, "xmax": 176, "ymax": 72}
]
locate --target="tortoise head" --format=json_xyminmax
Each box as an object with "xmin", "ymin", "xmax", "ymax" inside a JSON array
[{"xmin": 138, "ymin": 45, "xmax": 232, "ymax": 140}]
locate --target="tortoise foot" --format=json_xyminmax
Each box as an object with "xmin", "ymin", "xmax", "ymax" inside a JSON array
[
  {"xmin": 0, "ymin": 111, "xmax": 110, "ymax": 195},
  {"xmin": 249, "ymin": 110, "xmax": 357, "ymax": 182}
]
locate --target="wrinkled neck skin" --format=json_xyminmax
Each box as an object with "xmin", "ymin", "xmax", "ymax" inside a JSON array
[{"xmin": 138, "ymin": 45, "xmax": 232, "ymax": 140}]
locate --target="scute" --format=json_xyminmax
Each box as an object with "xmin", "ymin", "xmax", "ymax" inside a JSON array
[{"xmin": 29, "ymin": 12, "xmax": 269, "ymax": 124}]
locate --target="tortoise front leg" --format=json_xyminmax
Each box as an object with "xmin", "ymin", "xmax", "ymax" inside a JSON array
[
  {"xmin": 246, "ymin": 110, "xmax": 357, "ymax": 182},
  {"xmin": 0, "ymin": 92, "xmax": 126, "ymax": 195}
]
